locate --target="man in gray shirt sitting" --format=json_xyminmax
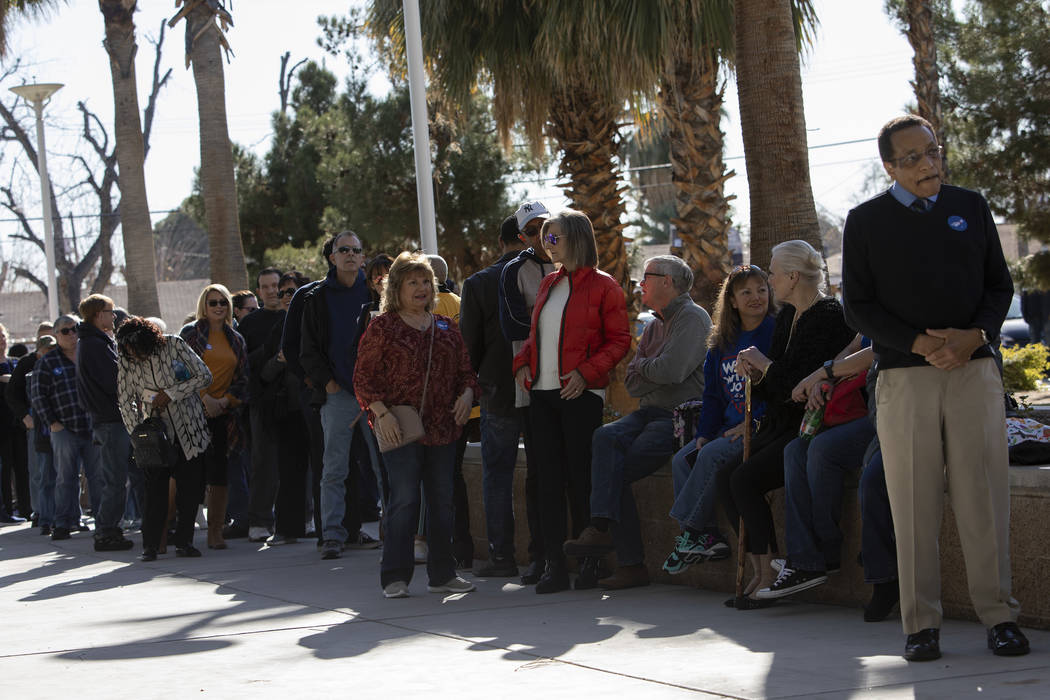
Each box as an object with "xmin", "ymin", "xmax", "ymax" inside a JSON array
[{"xmin": 564, "ymin": 255, "xmax": 711, "ymax": 588}]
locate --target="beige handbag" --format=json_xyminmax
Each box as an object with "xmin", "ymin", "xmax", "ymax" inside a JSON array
[{"xmin": 376, "ymin": 319, "xmax": 435, "ymax": 453}]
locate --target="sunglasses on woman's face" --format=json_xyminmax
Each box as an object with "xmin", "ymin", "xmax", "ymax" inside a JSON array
[
  {"xmin": 207, "ymin": 299, "xmax": 230, "ymax": 308},
  {"xmin": 543, "ymin": 232, "xmax": 563, "ymax": 245},
  {"xmin": 278, "ymin": 288, "xmax": 297, "ymax": 298}
]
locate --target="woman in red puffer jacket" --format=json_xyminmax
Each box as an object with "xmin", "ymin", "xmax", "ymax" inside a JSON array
[{"xmin": 513, "ymin": 209, "xmax": 630, "ymax": 594}]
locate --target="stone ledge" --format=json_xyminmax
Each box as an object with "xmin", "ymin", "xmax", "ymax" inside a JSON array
[{"xmin": 460, "ymin": 443, "xmax": 1050, "ymax": 630}]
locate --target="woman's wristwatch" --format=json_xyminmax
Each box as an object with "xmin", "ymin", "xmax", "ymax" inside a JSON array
[{"xmin": 823, "ymin": 359, "xmax": 835, "ymax": 380}]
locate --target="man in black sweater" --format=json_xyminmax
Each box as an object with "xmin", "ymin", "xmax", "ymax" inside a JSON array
[
  {"xmin": 236, "ymin": 267, "xmax": 285, "ymax": 542},
  {"xmin": 842, "ymin": 114, "xmax": 1028, "ymax": 661},
  {"xmin": 459, "ymin": 216, "xmax": 526, "ymax": 577},
  {"xmin": 76, "ymin": 294, "xmax": 134, "ymax": 551}
]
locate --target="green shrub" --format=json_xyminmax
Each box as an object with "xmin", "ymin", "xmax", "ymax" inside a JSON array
[{"xmin": 1001, "ymin": 343, "xmax": 1050, "ymax": 392}]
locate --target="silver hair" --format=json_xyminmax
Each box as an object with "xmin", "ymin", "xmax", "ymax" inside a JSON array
[
  {"xmin": 645, "ymin": 255, "xmax": 694, "ymax": 295},
  {"xmin": 771, "ymin": 240, "xmax": 826, "ymax": 291},
  {"xmin": 54, "ymin": 314, "xmax": 81, "ymax": 328},
  {"xmin": 427, "ymin": 255, "xmax": 449, "ymax": 281}
]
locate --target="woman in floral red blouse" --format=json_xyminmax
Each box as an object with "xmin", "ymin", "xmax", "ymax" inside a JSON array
[{"xmin": 355, "ymin": 252, "xmax": 479, "ymax": 599}]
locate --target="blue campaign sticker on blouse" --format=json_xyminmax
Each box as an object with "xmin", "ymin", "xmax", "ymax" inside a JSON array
[
  {"xmin": 435, "ymin": 318, "xmax": 449, "ymax": 331},
  {"xmin": 172, "ymin": 360, "xmax": 191, "ymax": 381},
  {"xmin": 205, "ymin": 343, "xmax": 213, "ymax": 350},
  {"xmin": 948, "ymin": 215, "xmax": 968, "ymax": 231}
]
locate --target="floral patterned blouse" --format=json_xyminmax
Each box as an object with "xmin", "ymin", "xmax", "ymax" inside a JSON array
[{"xmin": 354, "ymin": 312, "xmax": 478, "ymax": 446}]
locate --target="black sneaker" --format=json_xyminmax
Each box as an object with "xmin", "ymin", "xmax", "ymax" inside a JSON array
[
  {"xmin": 345, "ymin": 531, "xmax": 382, "ymax": 550},
  {"xmin": 51, "ymin": 526, "xmax": 71, "ymax": 541},
  {"xmin": 475, "ymin": 557, "xmax": 519, "ymax": 577},
  {"xmin": 756, "ymin": 561, "xmax": 827, "ymax": 599},
  {"xmin": 94, "ymin": 534, "xmax": 135, "ymax": 552}
]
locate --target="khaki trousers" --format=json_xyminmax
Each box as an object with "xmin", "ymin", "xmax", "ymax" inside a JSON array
[{"xmin": 876, "ymin": 357, "xmax": 1019, "ymax": 634}]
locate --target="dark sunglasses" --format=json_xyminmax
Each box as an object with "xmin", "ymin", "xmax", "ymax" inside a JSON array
[
  {"xmin": 278, "ymin": 288, "xmax": 297, "ymax": 298},
  {"xmin": 336, "ymin": 245, "xmax": 363, "ymax": 255},
  {"xmin": 58, "ymin": 327, "xmax": 77, "ymax": 335},
  {"xmin": 207, "ymin": 299, "xmax": 230, "ymax": 308}
]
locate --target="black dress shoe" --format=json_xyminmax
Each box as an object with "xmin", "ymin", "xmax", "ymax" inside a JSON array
[
  {"xmin": 140, "ymin": 548, "xmax": 158, "ymax": 562},
  {"xmin": 475, "ymin": 557, "xmax": 519, "ymax": 578},
  {"xmin": 864, "ymin": 580, "xmax": 900, "ymax": 622},
  {"xmin": 50, "ymin": 526, "xmax": 71, "ymax": 541},
  {"xmin": 987, "ymin": 621, "xmax": 1030, "ymax": 656},
  {"xmin": 904, "ymin": 628, "xmax": 941, "ymax": 661},
  {"xmin": 175, "ymin": 544, "xmax": 202, "ymax": 558},
  {"xmin": 520, "ymin": 560, "xmax": 543, "ymax": 585},
  {"xmin": 535, "ymin": 561, "xmax": 570, "ymax": 594}
]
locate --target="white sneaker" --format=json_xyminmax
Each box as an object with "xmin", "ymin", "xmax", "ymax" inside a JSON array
[
  {"xmin": 414, "ymin": 539, "xmax": 428, "ymax": 563},
  {"xmin": 427, "ymin": 576, "xmax": 476, "ymax": 594},
  {"xmin": 771, "ymin": 558, "xmax": 786, "ymax": 573},
  {"xmin": 383, "ymin": 581, "xmax": 409, "ymax": 598},
  {"xmin": 248, "ymin": 526, "xmax": 271, "ymax": 542},
  {"xmin": 195, "ymin": 505, "xmax": 208, "ymax": 530}
]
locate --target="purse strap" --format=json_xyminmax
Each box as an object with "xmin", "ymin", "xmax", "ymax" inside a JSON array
[{"xmin": 418, "ymin": 317, "xmax": 436, "ymax": 419}]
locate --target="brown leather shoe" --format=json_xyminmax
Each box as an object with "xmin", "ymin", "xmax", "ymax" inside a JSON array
[
  {"xmin": 563, "ymin": 526, "xmax": 614, "ymax": 557},
  {"xmin": 598, "ymin": 564, "xmax": 650, "ymax": 590}
]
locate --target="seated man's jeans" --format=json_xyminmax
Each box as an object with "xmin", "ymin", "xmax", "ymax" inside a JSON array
[
  {"xmin": 480, "ymin": 409, "xmax": 521, "ymax": 561},
  {"xmin": 589, "ymin": 406, "xmax": 674, "ymax": 567},
  {"xmin": 380, "ymin": 441, "xmax": 456, "ymax": 588},
  {"xmin": 859, "ymin": 444, "xmax": 897, "ymax": 584},
  {"xmin": 669, "ymin": 435, "xmax": 743, "ymax": 532},
  {"xmin": 783, "ymin": 416, "xmax": 875, "ymax": 571}
]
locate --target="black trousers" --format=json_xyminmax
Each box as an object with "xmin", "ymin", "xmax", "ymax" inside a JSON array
[
  {"xmin": 527, "ymin": 389, "xmax": 603, "ymax": 564},
  {"xmin": 274, "ymin": 410, "xmax": 308, "ymax": 537},
  {"xmin": 0, "ymin": 428, "xmax": 30, "ymax": 516},
  {"xmin": 451, "ymin": 418, "xmax": 477, "ymax": 560},
  {"xmin": 142, "ymin": 448, "xmax": 204, "ymax": 550},
  {"xmin": 519, "ymin": 405, "xmax": 543, "ymax": 563},
  {"xmin": 203, "ymin": 416, "xmax": 230, "ymax": 486},
  {"xmin": 716, "ymin": 427, "xmax": 794, "ymax": 555},
  {"xmin": 301, "ymin": 387, "xmax": 360, "ymax": 544}
]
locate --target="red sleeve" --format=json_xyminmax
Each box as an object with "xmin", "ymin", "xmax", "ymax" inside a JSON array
[
  {"xmin": 353, "ymin": 315, "xmax": 387, "ymax": 409},
  {"xmin": 576, "ymin": 278, "xmax": 631, "ymax": 385}
]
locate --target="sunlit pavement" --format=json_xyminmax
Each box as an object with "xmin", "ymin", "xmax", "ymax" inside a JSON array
[{"xmin": 1, "ymin": 520, "xmax": 1047, "ymax": 699}]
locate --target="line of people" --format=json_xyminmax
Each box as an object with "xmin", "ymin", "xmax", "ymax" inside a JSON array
[{"xmin": 0, "ymin": 114, "xmax": 1030, "ymax": 662}]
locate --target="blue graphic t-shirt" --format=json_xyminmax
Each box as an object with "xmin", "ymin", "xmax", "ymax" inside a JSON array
[{"xmin": 696, "ymin": 316, "xmax": 777, "ymax": 441}]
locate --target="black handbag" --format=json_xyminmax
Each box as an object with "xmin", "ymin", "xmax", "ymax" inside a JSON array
[{"xmin": 130, "ymin": 416, "xmax": 180, "ymax": 471}]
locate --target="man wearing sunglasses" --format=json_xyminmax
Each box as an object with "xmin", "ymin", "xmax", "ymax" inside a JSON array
[
  {"xmin": 300, "ymin": 230, "xmax": 380, "ymax": 559},
  {"xmin": 843, "ymin": 114, "xmax": 1027, "ymax": 661},
  {"xmin": 496, "ymin": 201, "xmax": 555, "ymax": 584},
  {"xmin": 234, "ymin": 267, "xmax": 286, "ymax": 543}
]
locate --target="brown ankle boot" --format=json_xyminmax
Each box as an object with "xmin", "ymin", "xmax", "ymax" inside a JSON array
[{"xmin": 206, "ymin": 485, "xmax": 228, "ymax": 550}]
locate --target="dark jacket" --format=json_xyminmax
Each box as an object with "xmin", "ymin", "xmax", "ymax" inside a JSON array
[
  {"xmin": 299, "ymin": 268, "xmax": 370, "ymax": 402},
  {"xmin": 281, "ymin": 278, "xmax": 323, "ymax": 382},
  {"xmin": 5, "ymin": 352, "xmax": 37, "ymax": 421},
  {"xmin": 235, "ymin": 307, "xmax": 286, "ymax": 400},
  {"xmin": 75, "ymin": 322, "xmax": 122, "ymax": 424},
  {"xmin": 460, "ymin": 250, "xmax": 520, "ymax": 416},
  {"xmin": 498, "ymin": 248, "xmax": 555, "ymax": 343},
  {"xmin": 512, "ymin": 266, "xmax": 631, "ymax": 390}
]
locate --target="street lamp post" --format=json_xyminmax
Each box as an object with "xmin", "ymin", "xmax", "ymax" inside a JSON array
[
  {"xmin": 9, "ymin": 83, "xmax": 63, "ymax": 321},
  {"xmin": 402, "ymin": 0, "xmax": 438, "ymax": 255}
]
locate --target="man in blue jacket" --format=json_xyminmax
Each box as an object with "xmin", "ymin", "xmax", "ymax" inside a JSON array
[{"xmin": 76, "ymin": 294, "xmax": 134, "ymax": 551}]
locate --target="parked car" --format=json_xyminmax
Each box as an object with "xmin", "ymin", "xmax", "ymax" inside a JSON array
[{"xmin": 1000, "ymin": 294, "xmax": 1030, "ymax": 348}]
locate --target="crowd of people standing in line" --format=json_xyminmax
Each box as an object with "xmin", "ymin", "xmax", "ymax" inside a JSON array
[{"xmin": 0, "ymin": 114, "xmax": 1031, "ymax": 661}]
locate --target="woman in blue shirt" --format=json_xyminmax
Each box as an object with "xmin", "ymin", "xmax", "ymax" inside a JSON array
[{"xmin": 662, "ymin": 265, "xmax": 775, "ymax": 574}]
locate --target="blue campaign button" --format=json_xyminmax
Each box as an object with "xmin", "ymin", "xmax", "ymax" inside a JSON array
[
  {"xmin": 435, "ymin": 319, "xmax": 449, "ymax": 331},
  {"xmin": 205, "ymin": 343, "xmax": 212, "ymax": 350},
  {"xmin": 53, "ymin": 367, "xmax": 63, "ymax": 375},
  {"xmin": 948, "ymin": 215, "xmax": 968, "ymax": 231}
]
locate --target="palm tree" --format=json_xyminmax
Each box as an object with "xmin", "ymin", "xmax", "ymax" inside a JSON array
[
  {"xmin": 169, "ymin": 0, "xmax": 247, "ymax": 290},
  {"xmin": 98, "ymin": 0, "xmax": 161, "ymax": 316},
  {"xmin": 735, "ymin": 0, "xmax": 822, "ymax": 268},
  {"xmin": 1, "ymin": 0, "xmax": 60, "ymax": 57}
]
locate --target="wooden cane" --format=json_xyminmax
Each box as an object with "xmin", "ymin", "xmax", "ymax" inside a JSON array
[{"xmin": 733, "ymin": 376, "xmax": 753, "ymax": 603}]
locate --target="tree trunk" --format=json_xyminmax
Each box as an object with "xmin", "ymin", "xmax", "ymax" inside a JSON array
[
  {"xmin": 735, "ymin": 0, "xmax": 821, "ymax": 269},
  {"xmin": 659, "ymin": 48, "xmax": 734, "ymax": 314},
  {"xmin": 905, "ymin": 0, "xmax": 946, "ymax": 167},
  {"xmin": 100, "ymin": 0, "xmax": 161, "ymax": 316},
  {"xmin": 185, "ymin": 3, "xmax": 248, "ymax": 290},
  {"xmin": 547, "ymin": 86, "xmax": 630, "ymax": 292}
]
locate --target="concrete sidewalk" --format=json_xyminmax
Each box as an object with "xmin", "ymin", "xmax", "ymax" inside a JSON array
[{"xmin": 1, "ymin": 522, "xmax": 1047, "ymax": 699}]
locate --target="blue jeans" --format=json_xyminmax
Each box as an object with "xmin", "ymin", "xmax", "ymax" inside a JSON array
[
  {"xmin": 783, "ymin": 417, "xmax": 875, "ymax": 571},
  {"xmin": 859, "ymin": 443, "xmax": 897, "ymax": 584},
  {"xmin": 93, "ymin": 422, "xmax": 130, "ymax": 534},
  {"xmin": 125, "ymin": 459, "xmax": 145, "ymax": 522},
  {"xmin": 226, "ymin": 438, "xmax": 251, "ymax": 526},
  {"xmin": 319, "ymin": 389, "xmax": 375, "ymax": 542},
  {"xmin": 479, "ymin": 409, "xmax": 521, "ymax": 560},
  {"xmin": 50, "ymin": 429, "xmax": 102, "ymax": 530},
  {"xmin": 27, "ymin": 430, "xmax": 55, "ymax": 527},
  {"xmin": 669, "ymin": 435, "xmax": 743, "ymax": 531},
  {"xmin": 380, "ymin": 441, "xmax": 456, "ymax": 587},
  {"xmin": 590, "ymin": 406, "xmax": 674, "ymax": 566}
]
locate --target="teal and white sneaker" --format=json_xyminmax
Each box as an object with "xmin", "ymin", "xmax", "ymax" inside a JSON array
[{"xmin": 662, "ymin": 532, "xmax": 705, "ymax": 575}]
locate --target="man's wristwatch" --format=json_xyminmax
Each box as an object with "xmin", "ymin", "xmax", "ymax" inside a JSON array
[
  {"xmin": 976, "ymin": 328, "xmax": 989, "ymax": 345},
  {"xmin": 823, "ymin": 359, "xmax": 835, "ymax": 380}
]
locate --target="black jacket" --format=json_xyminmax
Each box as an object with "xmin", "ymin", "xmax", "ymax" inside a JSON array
[
  {"xmin": 299, "ymin": 269, "xmax": 369, "ymax": 404},
  {"xmin": 5, "ymin": 352, "xmax": 38, "ymax": 421},
  {"xmin": 460, "ymin": 251, "xmax": 520, "ymax": 416},
  {"xmin": 75, "ymin": 322, "xmax": 122, "ymax": 424}
]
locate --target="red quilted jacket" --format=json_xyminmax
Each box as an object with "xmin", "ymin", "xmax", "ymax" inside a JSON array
[{"xmin": 512, "ymin": 266, "xmax": 630, "ymax": 389}]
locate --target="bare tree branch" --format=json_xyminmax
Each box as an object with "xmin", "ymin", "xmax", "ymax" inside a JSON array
[
  {"xmin": 143, "ymin": 19, "xmax": 173, "ymax": 158},
  {"xmin": 279, "ymin": 51, "xmax": 308, "ymax": 115},
  {"xmin": 12, "ymin": 266, "xmax": 47, "ymax": 297},
  {"xmin": 0, "ymin": 185, "xmax": 43, "ymax": 251}
]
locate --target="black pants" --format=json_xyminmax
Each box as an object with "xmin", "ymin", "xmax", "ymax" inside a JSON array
[
  {"xmin": 451, "ymin": 418, "xmax": 477, "ymax": 560},
  {"xmin": 142, "ymin": 449, "xmax": 204, "ymax": 550},
  {"xmin": 519, "ymin": 405, "xmax": 543, "ymax": 563},
  {"xmin": 0, "ymin": 428, "xmax": 30, "ymax": 516},
  {"xmin": 203, "ymin": 416, "xmax": 230, "ymax": 486},
  {"xmin": 302, "ymin": 387, "xmax": 360, "ymax": 544},
  {"xmin": 717, "ymin": 428, "xmax": 794, "ymax": 555},
  {"xmin": 274, "ymin": 411, "xmax": 308, "ymax": 537},
  {"xmin": 528, "ymin": 389, "xmax": 603, "ymax": 564}
]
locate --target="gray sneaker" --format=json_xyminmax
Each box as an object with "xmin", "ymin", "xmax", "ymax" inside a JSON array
[
  {"xmin": 383, "ymin": 581, "xmax": 409, "ymax": 598},
  {"xmin": 320, "ymin": 539, "xmax": 342, "ymax": 559},
  {"xmin": 427, "ymin": 576, "xmax": 476, "ymax": 594}
]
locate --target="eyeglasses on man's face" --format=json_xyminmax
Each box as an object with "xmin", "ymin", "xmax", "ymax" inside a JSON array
[
  {"xmin": 336, "ymin": 245, "xmax": 363, "ymax": 255},
  {"xmin": 278, "ymin": 288, "xmax": 297, "ymax": 299},
  {"xmin": 207, "ymin": 299, "xmax": 230, "ymax": 308},
  {"xmin": 641, "ymin": 272, "xmax": 668, "ymax": 284},
  {"xmin": 58, "ymin": 326, "xmax": 76, "ymax": 335},
  {"xmin": 890, "ymin": 144, "xmax": 943, "ymax": 169}
]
